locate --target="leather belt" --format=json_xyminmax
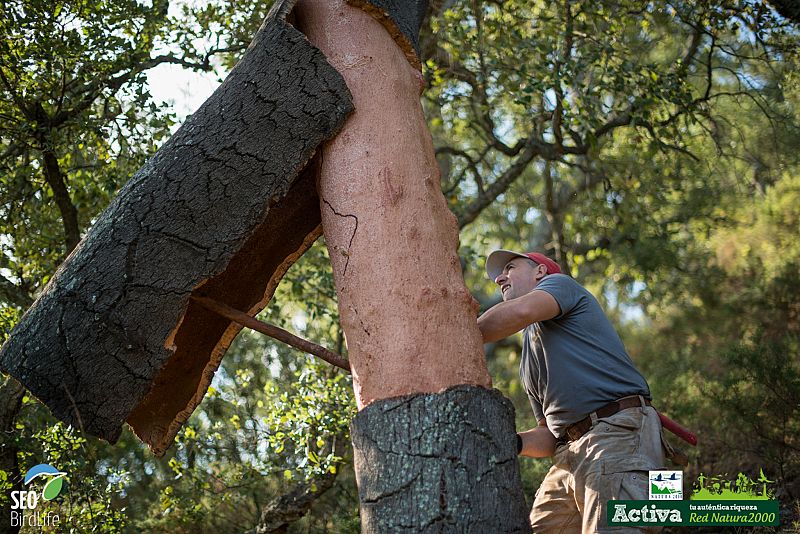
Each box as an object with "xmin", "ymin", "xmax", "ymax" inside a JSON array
[{"xmin": 564, "ymin": 396, "xmax": 651, "ymax": 442}]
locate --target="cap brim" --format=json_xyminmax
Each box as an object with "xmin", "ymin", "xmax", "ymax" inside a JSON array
[{"xmin": 485, "ymin": 249, "xmax": 529, "ymax": 280}]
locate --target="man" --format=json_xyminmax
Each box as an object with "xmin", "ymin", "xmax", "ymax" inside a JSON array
[{"xmin": 478, "ymin": 249, "xmax": 665, "ymax": 533}]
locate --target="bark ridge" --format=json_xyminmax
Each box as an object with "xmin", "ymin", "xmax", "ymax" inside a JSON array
[
  {"xmin": 0, "ymin": 0, "xmax": 353, "ymax": 456},
  {"xmin": 351, "ymin": 386, "xmax": 531, "ymax": 533}
]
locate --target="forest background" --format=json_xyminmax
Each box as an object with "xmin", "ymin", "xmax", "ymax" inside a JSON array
[{"xmin": 1, "ymin": 0, "xmax": 798, "ymax": 532}]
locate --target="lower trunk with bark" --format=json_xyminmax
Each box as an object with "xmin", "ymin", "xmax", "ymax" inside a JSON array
[{"xmin": 351, "ymin": 386, "xmax": 531, "ymax": 533}]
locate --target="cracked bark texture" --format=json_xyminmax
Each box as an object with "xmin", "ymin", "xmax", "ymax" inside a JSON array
[
  {"xmin": 0, "ymin": 0, "xmax": 353, "ymax": 456},
  {"xmin": 351, "ymin": 386, "xmax": 530, "ymax": 533},
  {"xmin": 296, "ymin": 0, "xmax": 491, "ymax": 410}
]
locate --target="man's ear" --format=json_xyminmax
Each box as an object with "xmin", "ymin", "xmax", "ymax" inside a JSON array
[{"xmin": 534, "ymin": 264, "xmax": 548, "ymax": 281}]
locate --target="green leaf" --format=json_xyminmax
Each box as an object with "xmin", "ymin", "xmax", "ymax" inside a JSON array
[{"xmin": 42, "ymin": 476, "xmax": 63, "ymax": 501}]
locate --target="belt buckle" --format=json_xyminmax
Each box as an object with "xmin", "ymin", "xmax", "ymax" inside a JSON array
[{"xmin": 566, "ymin": 426, "xmax": 580, "ymax": 442}]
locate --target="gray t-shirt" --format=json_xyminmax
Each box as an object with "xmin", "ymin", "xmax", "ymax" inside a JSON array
[{"xmin": 519, "ymin": 274, "xmax": 650, "ymax": 438}]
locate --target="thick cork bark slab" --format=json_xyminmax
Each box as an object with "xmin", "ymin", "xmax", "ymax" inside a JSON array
[
  {"xmin": 0, "ymin": 0, "xmax": 353, "ymax": 456},
  {"xmin": 351, "ymin": 386, "xmax": 531, "ymax": 533}
]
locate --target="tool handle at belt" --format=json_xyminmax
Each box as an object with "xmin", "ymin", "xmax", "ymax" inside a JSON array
[{"xmin": 658, "ymin": 411, "xmax": 698, "ymax": 446}]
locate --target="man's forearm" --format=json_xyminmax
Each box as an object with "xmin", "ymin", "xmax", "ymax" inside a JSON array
[
  {"xmin": 478, "ymin": 289, "xmax": 560, "ymax": 343},
  {"xmin": 478, "ymin": 300, "xmax": 530, "ymax": 343},
  {"xmin": 519, "ymin": 426, "xmax": 557, "ymax": 458}
]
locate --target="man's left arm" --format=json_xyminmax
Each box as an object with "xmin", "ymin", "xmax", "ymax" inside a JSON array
[
  {"xmin": 478, "ymin": 290, "xmax": 560, "ymax": 343},
  {"xmin": 518, "ymin": 418, "xmax": 558, "ymax": 458}
]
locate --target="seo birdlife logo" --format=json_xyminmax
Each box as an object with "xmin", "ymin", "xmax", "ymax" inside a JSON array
[
  {"xmin": 10, "ymin": 463, "xmax": 64, "ymax": 528},
  {"xmin": 17, "ymin": 463, "xmax": 66, "ymax": 504}
]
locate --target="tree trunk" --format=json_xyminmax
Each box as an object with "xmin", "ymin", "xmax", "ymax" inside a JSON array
[
  {"xmin": 253, "ymin": 469, "xmax": 338, "ymax": 533},
  {"xmin": 0, "ymin": 0, "xmax": 353, "ymax": 456},
  {"xmin": 351, "ymin": 387, "xmax": 530, "ymax": 532},
  {"xmin": 40, "ymin": 147, "xmax": 81, "ymax": 254},
  {"xmin": 296, "ymin": 1, "xmax": 530, "ymax": 530},
  {"xmin": 0, "ymin": 377, "xmax": 24, "ymax": 534},
  {"xmin": 543, "ymin": 163, "xmax": 570, "ymax": 274}
]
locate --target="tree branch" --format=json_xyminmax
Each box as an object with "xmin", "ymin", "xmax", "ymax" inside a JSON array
[
  {"xmin": 555, "ymin": 163, "xmax": 608, "ymax": 211},
  {"xmin": 436, "ymin": 146, "xmax": 484, "ymax": 195},
  {"xmin": 550, "ymin": 0, "xmax": 574, "ymax": 154},
  {"xmin": 0, "ymin": 273, "xmax": 33, "ymax": 309},
  {"xmin": 50, "ymin": 45, "xmax": 245, "ymax": 129},
  {"xmin": 39, "ymin": 143, "xmax": 80, "ymax": 253},
  {"xmin": 456, "ymin": 137, "xmax": 542, "ymax": 228},
  {"xmin": 251, "ymin": 459, "xmax": 339, "ymax": 534},
  {"xmin": 589, "ymin": 23, "xmax": 706, "ymax": 142},
  {"xmin": 192, "ymin": 296, "xmax": 350, "ymax": 372}
]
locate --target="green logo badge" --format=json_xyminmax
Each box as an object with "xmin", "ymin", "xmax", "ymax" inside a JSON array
[{"xmin": 691, "ymin": 470, "xmax": 774, "ymax": 500}]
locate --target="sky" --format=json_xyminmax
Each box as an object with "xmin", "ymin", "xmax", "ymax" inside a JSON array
[
  {"xmin": 144, "ymin": 0, "xmax": 225, "ymax": 121},
  {"xmin": 146, "ymin": 63, "xmax": 222, "ymax": 123}
]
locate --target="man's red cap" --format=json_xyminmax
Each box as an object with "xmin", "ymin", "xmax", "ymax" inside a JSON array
[{"xmin": 485, "ymin": 249, "xmax": 562, "ymax": 280}]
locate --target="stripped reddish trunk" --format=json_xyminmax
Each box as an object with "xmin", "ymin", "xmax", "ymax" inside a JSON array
[
  {"xmin": 296, "ymin": 1, "xmax": 530, "ymax": 531},
  {"xmin": 296, "ymin": 0, "xmax": 489, "ymax": 409}
]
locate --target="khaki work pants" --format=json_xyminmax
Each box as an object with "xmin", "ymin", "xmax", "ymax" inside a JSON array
[{"xmin": 530, "ymin": 400, "xmax": 667, "ymax": 533}]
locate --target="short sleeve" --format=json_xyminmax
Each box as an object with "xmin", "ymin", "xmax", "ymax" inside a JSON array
[
  {"xmin": 529, "ymin": 395, "xmax": 544, "ymax": 422},
  {"xmin": 534, "ymin": 274, "xmax": 584, "ymax": 319}
]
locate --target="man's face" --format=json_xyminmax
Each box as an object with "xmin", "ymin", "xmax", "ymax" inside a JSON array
[{"xmin": 494, "ymin": 257, "xmax": 546, "ymax": 301}]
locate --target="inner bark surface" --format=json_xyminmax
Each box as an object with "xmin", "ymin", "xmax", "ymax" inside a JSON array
[{"xmin": 126, "ymin": 167, "xmax": 323, "ymax": 456}]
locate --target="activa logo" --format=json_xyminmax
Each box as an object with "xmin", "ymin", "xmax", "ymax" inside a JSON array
[
  {"xmin": 10, "ymin": 463, "xmax": 64, "ymax": 528},
  {"xmin": 611, "ymin": 503, "xmax": 682, "ymax": 524}
]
